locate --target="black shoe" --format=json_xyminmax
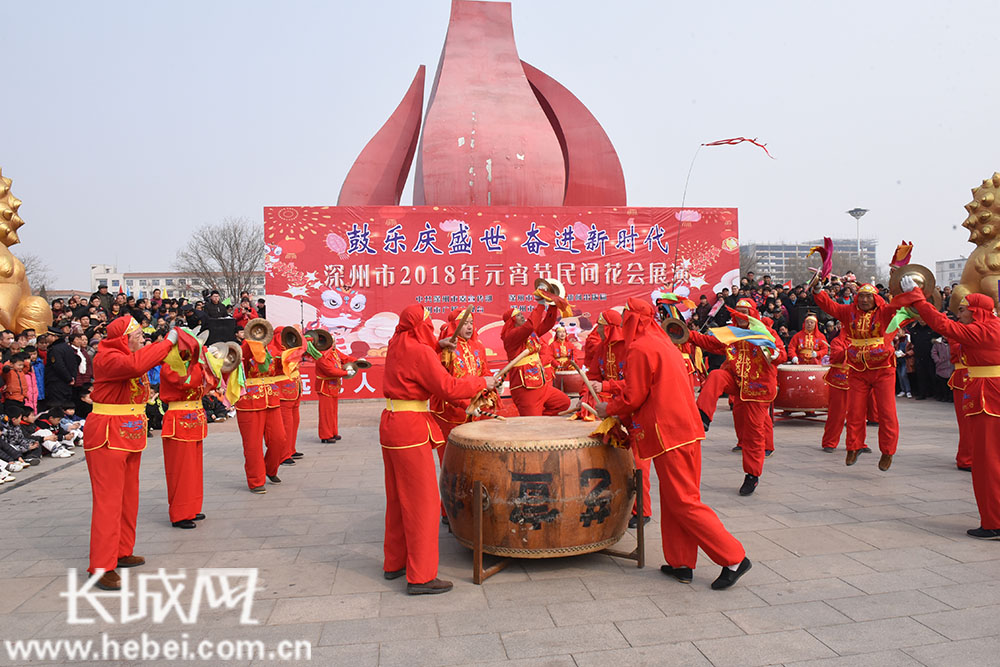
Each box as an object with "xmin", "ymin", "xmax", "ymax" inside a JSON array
[
  {"xmin": 957, "ymin": 465, "xmax": 972, "ymax": 472},
  {"xmin": 171, "ymin": 519, "xmax": 197, "ymax": 529},
  {"xmin": 967, "ymin": 527, "xmax": 1000, "ymax": 540},
  {"xmin": 407, "ymin": 578, "xmax": 453, "ymax": 595},
  {"xmin": 24, "ymin": 457, "xmax": 41, "ymax": 466},
  {"xmin": 192, "ymin": 513, "xmax": 206, "ymax": 521},
  {"xmin": 822, "ymin": 447, "xmax": 837, "ymax": 453},
  {"xmin": 861, "ymin": 447, "xmax": 872, "ymax": 453},
  {"xmin": 334, "ymin": 435, "xmax": 342, "ymax": 441},
  {"xmin": 738, "ymin": 474, "xmax": 759, "ymax": 496},
  {"xmin": 250, "ymin": 486, "xmax": 267, "ymax": 494},
  {"xmin": 384, "ymin": 568, "xmax": 406, "ymax": 580},
  {"xmin": 442, "ymin": 515, "xmax": 449, "ymax": 526},
  {"xmin": 711, "ymin": 557, "xmax": 752, "ymax": 590},
  {"xmin": 291, "ymin": 451, "xmax": 304, "ymax": 459},
  {"xmin": 764, "ymin": 450, "xmax": 774, "ymax": 458},
  {"xmin": 628, "ymin": 515, "xmax": 651, "ymax": 529},
  {"xmin": 281, "ymin": 458, "xmax": 296, "ymax": 466},
  {"xmin": 321, "ymin": 438, "xmax": 335, "ymax": 444},
  {"xmin": 267, "ymin": 474, "xmax": 282, "ymax": 484},
  {"xmin": 699, "ymin": 409, "xmax": 711, "ymax": 432},
  {"xmin": 660, "ymin": 565, "xmax": 693, "ymax": 583},
  {"xmin": 732, "ymin": 445, "xmax": 742, "ymax": 452}
]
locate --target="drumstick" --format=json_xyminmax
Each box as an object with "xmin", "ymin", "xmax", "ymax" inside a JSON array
[
  {"xmin": 493, "ymin": 348, "xmax": 533, "ymax": 383},
  {"xmin": 569, "ymin": 360, "xmax": 601, "ymax": 405}
]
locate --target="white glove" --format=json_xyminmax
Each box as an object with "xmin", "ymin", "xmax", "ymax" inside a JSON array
[
  {"xmin": 166, "ymin": 328, "xmax": 179, "ymax": 344},
  {"xmin": 792, "ymin": 356, "xmax": 799, "ymax": 364},
  {"xmin": 900, "ymin": 275, "xmax": 918, "ymax": 293},
  {"xmin": 346, "ymin": 368, "xmax": 357, "ymax": 378}
]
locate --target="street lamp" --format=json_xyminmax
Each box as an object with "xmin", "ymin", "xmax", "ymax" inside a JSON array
[{"xmin": 846, "ymin": 208, "xmax": 869, "ymax": 256}]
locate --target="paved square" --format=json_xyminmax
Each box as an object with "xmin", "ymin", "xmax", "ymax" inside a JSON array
[{"xmin": 1, "ymin": 397, "xmax": 997, "ymax": 666}]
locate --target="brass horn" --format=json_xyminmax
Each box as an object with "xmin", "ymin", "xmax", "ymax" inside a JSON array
[
  {"xmin": 245, "ymin": 318, "xmax": 274, "ymax": 345},
  {"xmin": 208, "ymin": 341, "xmax": 243, "ymax": 373},
  {"xmin": 304, "ymin": 328, "xmax": 334, "ymax": 351},
  {"xmin": 533, "ymin": 277, "xmax": 566, "ymax": 299},
  {"xmin": 661, "ymin": 317, "xmax": 690, "ymax": 346},
  {"xmin": 889, "ymin": 263, "xmax": 942, "ymax": 310},
  {"xmin": 280, "ymin": 326, "xmax": 303, "ymax": 349}
]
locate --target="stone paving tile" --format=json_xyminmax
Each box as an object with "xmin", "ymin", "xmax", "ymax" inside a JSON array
[
  {"xmin": 919, "ymin": 580, "xmax": 1000, "ymax": 609},
  {"xmin": 615, "ymin": 611, "xmax": 744, "ymax": 646},
  {"xmin": 571, "ymin": 641, "xmax": 712, "ymax": 667},
  {"xmin": 378, "ymin": 582, "xmax": 489, "ymax": 617},
  {"xmin": 501, "ymin": 623, "xmax": 629, "ymax": 659},
  {"xmin": 911, "ymin": 604, "xmax": 1000, "ymax": 641},
  {"xmin": 753, "ymin": 526, "xmax": 877, "ymax": 557},
  {"xmin": 782, "ymin": 648, "xmax": 927, "ymax": 666},
  {"xmin": 484, "ymin": 577, "xmax": 594, "ymax": 608},
  {"xmin": 267, "ymin": 592, "xmax": 380, "ymax": 625},
  {"xmin": 901, "ymin": 636, "xmax": 1000, "ymax": 666},
  {"xmin": 762, "ymin": 553, "xmax": 876, "ymax": 581},
  {"xmin": 766, "ymin": 510, "xmax": 856, "ymax": 528},
  {"xmin": 747, "ymin": 577, "xmax": 866, "ymax": 606},
  {"xmin": 825, "ymin": 589, "xmax": 954, "ymax": 622},
  {"xmin": 318, "ymin": 614, "xmax": 439, "ymax": 646},
  {"xmin": 926, "ymin": 558, "xmax": 1000, "ymax": 584},
  {"xmin": 437, "ymin": 606, "xmax": 555, "ymax": 637},
  {"xmin": 842, "ymin": 545, "xmax": 962, "ymax": 572},
  {"xmin": 695, "ymin": 628, "xmax": 837, "ymax": 666},
  {"xmin": 647, "ymin": 587, "xmax": 769, "ymax": 617},
  {"xmin": 837, "ymin": 567, "xmax": 954, "ymax": 595},
  {"xmin": 291, "ymin": 643, "xmax": 379, "ymax": 667},
  {"xmin": 832, "ymin": 520, "xmax": 954, "ymax": 549},
  {"xmin": 546, "ymin": 596, "xmax": 664, "ymax": 627},
  {"xmin": 722, "ymin": 601, "xmax": 851, "ymax": 634},
  {"xmin": 806, "ymin": 616, "xmax": 948, "ymax": 655},
  {"xmin": 379, "ymin": 633, "xmax": 507, "ymax": 667},
  {"xmin": 474, "ymin": 657, "xmax": 577, "ymax": 667}
]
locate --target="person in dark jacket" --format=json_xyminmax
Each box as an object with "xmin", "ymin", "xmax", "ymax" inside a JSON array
[
  {"xmin": 204, "ymin": 291, "xmax": 228, "ymax": 319},
  {"xmin": 43, "ymin": 332, "xmax": 79, "ymax": 411}
]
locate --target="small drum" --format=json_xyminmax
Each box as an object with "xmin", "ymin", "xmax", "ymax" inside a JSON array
[
  {"xmin": 554, "ymin": 369, "xmax": 586, "ymax": 395},
  {"xmin": 775, "ymin": 364, "xmax": 830, "ymax": 412},
  {"xmin": 441, "ymin": 417, "xmax": 635, "ymax": 558}
]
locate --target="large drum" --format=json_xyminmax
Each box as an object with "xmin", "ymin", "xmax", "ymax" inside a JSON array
[
  {"xmin": 441, "ymin": 417, "xmax": 635, "ymax": 558},
  {"xmin": 553, "ymin": 369, "xmax": 586, "ymax": 395},
  {"xmin": 775, "ymin": 364, "xmax": 830, "ymax": 412}
]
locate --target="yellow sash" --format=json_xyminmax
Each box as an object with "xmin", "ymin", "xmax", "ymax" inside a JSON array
[
  {"xmin": 92, "ymin": 403, "xmax": 144, "ymax": 416},
  {"xmin": 385, "ymin": 399, "xmax": 430, "ymax": 412}
]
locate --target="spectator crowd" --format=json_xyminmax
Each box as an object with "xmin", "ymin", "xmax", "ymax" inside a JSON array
[{"xmin": 0, "ymin": 284, "xmax": 266, "ymax": 484}]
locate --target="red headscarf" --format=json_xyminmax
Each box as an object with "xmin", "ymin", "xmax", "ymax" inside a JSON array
[
  {"xmin": 623, "ymin": 298, "xmax": 669, "ymax": 347},
  {"xmin": 963, "ymin": 293, "xmax": 997, "ymax": 322},
  {"xmin": 441, "ymin": 307, "xmax": 479, "ymax": 343},
  {"xmin": 599, "ymin": 309, "xmax": 624, "ymax": 345},
  {"xmin": 500, "ymin": 305, "xmax": 525, "ymax": 341},
  {"xmin": 392, "ymin": 305, "xmax": 438, "ymax": 350},
  {"xmin": 99, "ymin": 315, "xmax": 140, "ymax": 355}
]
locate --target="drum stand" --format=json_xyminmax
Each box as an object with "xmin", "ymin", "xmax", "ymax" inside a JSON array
[{"xmin": 470, "ymin": 470, "xmax": 646, "ymax": 585}]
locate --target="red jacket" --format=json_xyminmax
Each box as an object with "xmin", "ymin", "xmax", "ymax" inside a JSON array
[
  {"xmin": 236, "ymin": 340, "xmax": 280, "ymax": 411},
  {"xmin": 315, "ymin": 348, "xmax": 355, "ymax": 398},
  {"xmin": 501, "ymin": 304, "xmax": 559, "ymax": 390},
  {"xmin": 788, "ymin": 329, "xmax": 829, "ymax": 364},
  {"xmin": 160, "ymin": 360, "xmax": 217, "ymax": 441},
  {"xmin": 430, "ymin": 337, "xmax": 493, "ymax": 425},
  {"xmin": 815, "ymin": 291, "xmax": 896, "ymax": 371},
  {"xmin": 825, "ymin": 334, "xmax": 850, "ymax": 391},
  {"xmin": 688, "ymin": 328, "xmax": 787, "ymax": 403}
]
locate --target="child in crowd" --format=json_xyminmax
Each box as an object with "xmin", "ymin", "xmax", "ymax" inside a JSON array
[
  {"xmin": 202, "ymin": 390, "xmax": 229, "ymax": 422},
  {"xmin": 59, "ymin": 405, "xmax": 85, "ymax": 446},
  {"xmin": 24, "ymin": 346, "xmax": 40, "ymax": 411},
  {"xmin": 0, "ymin": 409, "xmax": 43, "ymax": 466},
  {"xmin": 2, "ymin": 352, "xmax": 29, "ymax": 418},
  {"xmin": 146, "ymin": 385, "xmax": 164, "ymax": 431},
  {"xmin": 25, "ymin": 408, "xmax": 75, "ymax": 458}
]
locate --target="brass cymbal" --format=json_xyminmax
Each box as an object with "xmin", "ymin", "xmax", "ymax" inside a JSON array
[{"xmin": 888, "ymin": 263, "xmax": 936, "ymax": 298}]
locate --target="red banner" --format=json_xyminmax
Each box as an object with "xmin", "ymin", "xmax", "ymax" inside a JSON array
[{"xmin": 264, "ymin": 206, "xmax": 738, "ymax": 399}]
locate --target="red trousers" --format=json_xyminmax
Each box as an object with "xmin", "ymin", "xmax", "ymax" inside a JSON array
[
  {"xmin": 733, "ymin": 398, "xmax": 770, "ymax": 476},
  {"xmin": 652, "ymin": 445, "xmax": 745, "ymax": 569},
  {"xmin": 280, "ymin": 400, "xmax": 300, "ymax": 459},
  {"xmin": 846, "ymin": 367, "xmax": 898, "ymax": 454},
  {"xmin": 822, "ymin": 387, "xmax": 848, "ymax": 449},
  {"xmin": 510, "ymin": 385, "xmax": 570, "ymax": 417},
  {"xmin": 955, "ymin": 389, "xmax": 973, "ymax": 469},
  {"xmin": 382, "ymin": 444, "xmax": 440, "ymax": 584},
  {"xmin": 162, "ymin": 438, "xmax": 203, "ymax": 523},
  {"xmin": 969, "ymin": 413, "xmax": 1000, "ymax": 529},
  {"xmin": 85, "ymin": 447, "xmax": 141, "ymax": 574},
  {"xmin": 697, "ymin": 369, "xmax": 734, "ymax": 421},
  {"xmin": 236, "ymin": 408, "xmax": 286, "ymax": 489},
  {"xmin": 318, "ymin": 393, "xmax": 339, "ymax": 440},
  {"xmin": 631, "ymin": 440, "xmax": 652, "ymax": 517}
]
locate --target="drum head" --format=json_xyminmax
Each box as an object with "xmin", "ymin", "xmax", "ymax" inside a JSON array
[{"xmin": 450, "ymin": 416, "xmax": 602, "ymax": 452}]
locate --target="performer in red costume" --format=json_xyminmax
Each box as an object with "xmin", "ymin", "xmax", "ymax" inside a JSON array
[
  {"xmin": 814, "ymin": 283, "xmax": 899, "ymax": 470},
  {"xmin": 586, "ymin": 309, "xmax": 649, "ymax": 527},
  {"xmin": 380, "ymin": 305, "xmax": 494, "ymax": 594},
  {"xmin": 431, "ymin": 308, "xmax": 495, "ymax": 451},
  {"xmin": 235, "ymin": 335, "xmax": 286, "ymax": 493},
  {"xmin": 159, "ymin": 335, "xmax": 218, "ymax": 529},
  {"xmin": 501, "ymin": 299, "xmax": 571, "ymax": 417},
  {"xmin": 788, "ymin": 315, "xmax": 829, "ymax": 364},
  {"xmin": 949, "ymin": 340, "xmax": 973, "ymax": 471},
  {"xmin": 598, "ymin": 299, "xmax": 751, "ymax": 589},
  {"xmin": 83, "ymin": 316, "xmax": 173, "ymax": 590},
  {"xmin": 548, "ymin": 327, "xmax": 575, "ymax": 371},
  {"xmin": 894, "ymin": 284, "xmax": 1000, "ymax": 539},
  {"xmin": 821, "ymin": 334, "xmax": 850, "ymax": 451},
  {"xmin": 690, "ymin": 299, "xmax": 786, "ymax": 495},
  {"xmin": 272, "ymin": 327, "xmax": 305, "ymax": 464},
  {"xmin": 315, "ymin": 344, "xmax": 356, "ymax": 444}
]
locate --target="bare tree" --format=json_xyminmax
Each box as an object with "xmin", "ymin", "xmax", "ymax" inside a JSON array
[
  {"xmin": 174, "ymin": 217, "xmax": 264, "ymax": 299},
  {"xmin": 14, "ymin": 251, "xmax": 55, "ymax": 295},
  {"xmin": 739, "ymin": 244, "xmax": 758, "ymax": 277},
  {"xmin": 830, "ymin": 250, "xmax": 889, "ymax": 285}
]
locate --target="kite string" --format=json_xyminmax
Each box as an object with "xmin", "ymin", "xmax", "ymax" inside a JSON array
[{"xmin": 670, "ymin": 144, "xmax": 703, "ymax": 289}]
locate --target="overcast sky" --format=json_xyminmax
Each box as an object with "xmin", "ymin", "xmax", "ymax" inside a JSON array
[{"xmin": 5, "ymin": 0, "xmax": 998, "ymax": 288}]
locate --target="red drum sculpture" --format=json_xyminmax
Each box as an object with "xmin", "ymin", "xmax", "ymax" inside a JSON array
[
  {"xmin": 774, "ymin": 364, "xmax": 830, "ymax": 412},
  {"xmin": 554, "ymin": 370, "xmax": 586, "ymax": 395}
]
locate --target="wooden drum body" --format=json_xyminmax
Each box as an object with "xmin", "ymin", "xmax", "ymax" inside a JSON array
[
  {"xmin": 553, "ymin": 370, "xmax": 586, "ymax": 395},
  {"xmin": 775, "ymin": 364, "xmax": 830, "ymax": 411},
  {"xmin": 440, "ymin": 417, "xmax": 635, "ymax": 558}
]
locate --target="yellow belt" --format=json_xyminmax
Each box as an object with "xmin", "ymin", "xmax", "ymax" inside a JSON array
[
  {"xmin": 270, "ymin": 374, "xmax": 290, "ymax": 382},
  {"xmin": 849, "ymin": 337, "xmax": 885, "ymax": 347},
  {"xmin": 968, "ymin": 365, "xmax": 1000, "ymax": 378},
  {"xmin": 954, "ymin": 363, "xmax": 967, "ymax": 370},
  {"xmin": 385, "ymin": 399, "xmax": 430, "ymax": 412},
  {"xmin": 92, "ymin": 403, "xmax": 145, "ymax": 416},
  {"xmin": 245, "ymin": 377, "xmax": 273, "ymax": 386},
  {"xmin": 513, "ymin": 353, "xmax": 541, "ymax": 367},
  {"xmin": 167, "ymin": 400, "xmax": 202, "ymax": 411}
]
